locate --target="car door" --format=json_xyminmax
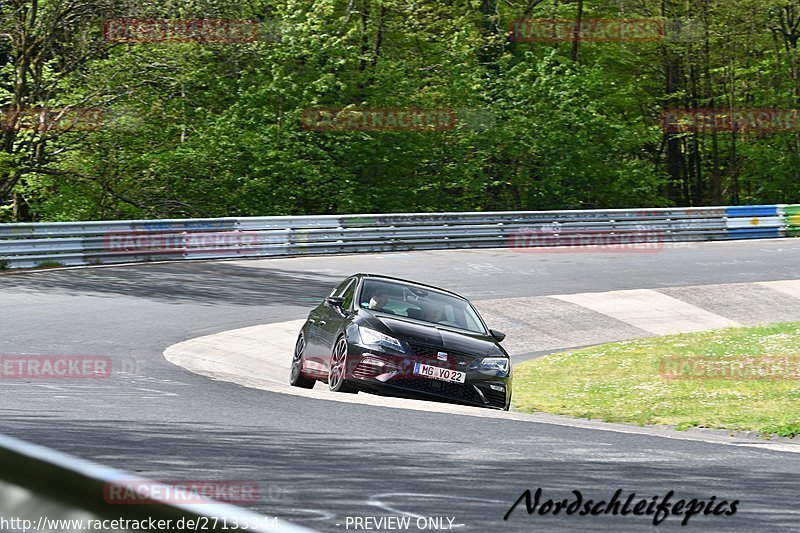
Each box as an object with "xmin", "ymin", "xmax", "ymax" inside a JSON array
[
  {"xmin": 319, "ymin": 278, "xmax": 358, "ymax": 373},
  {"xmin": 304, "ymin": 278, "xmax": 352, "ymax": 376},
  {"xmin": 302, "ymin": 301, "xmax": 329, "ymax": 377}
]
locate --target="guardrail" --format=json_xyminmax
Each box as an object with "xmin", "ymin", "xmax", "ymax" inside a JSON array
[
  {"xmin": 0, "ymin": 205, "xmax": 796, "ymax": 269},
  {"xmin": 0, "ymin": 433, "xmax": 315, "ymax": 532}
]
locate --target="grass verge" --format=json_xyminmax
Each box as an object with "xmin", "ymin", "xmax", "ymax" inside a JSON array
[{"xmin": 512, "ymin": 322, "xmax": 800, "ymax": 438}]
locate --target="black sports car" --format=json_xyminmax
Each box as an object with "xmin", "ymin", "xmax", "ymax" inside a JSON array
[{"xmin": 290, "ymin": 274, "xmax": 512, "ymax": 410}]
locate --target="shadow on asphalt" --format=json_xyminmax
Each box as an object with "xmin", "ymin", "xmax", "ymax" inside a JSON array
[
  {"xmin": 0, "ymin": 263, "xmax": 343, "ymax": 307},
  {"xmin": 1, "ymin": 416, "xmax": 794, "ymax": 532}
]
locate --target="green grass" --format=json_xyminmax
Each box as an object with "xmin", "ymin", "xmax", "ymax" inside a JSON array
[
  {"xmin": 35, "ymin": 260, "xmax": 65, "ymax": 268},
  {"xmin": 512, "ymin": 322, "xmax": 800, "ymax": 438}
]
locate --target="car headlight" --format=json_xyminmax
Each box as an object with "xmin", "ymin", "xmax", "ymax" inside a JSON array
[
  {"xmin": 479, "ymin": 357, "xmax": 510, "ymax": 374},
  {"xmin": 358, "ymin": 327, "xmax": 404, "ymax": 351}
]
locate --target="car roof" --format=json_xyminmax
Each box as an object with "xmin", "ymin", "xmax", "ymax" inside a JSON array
[{"xmin": 354, "ymin": 273, "xmax": 469, "ymax": 301}]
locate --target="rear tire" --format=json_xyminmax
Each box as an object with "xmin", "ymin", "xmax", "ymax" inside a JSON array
[
  {"xmin": 328, "ymin": 336, "xmax": 358, "ymax": 394},
  {"xmin": 289, "ymin": 333, "xmax": 315, "ymax": 389}
]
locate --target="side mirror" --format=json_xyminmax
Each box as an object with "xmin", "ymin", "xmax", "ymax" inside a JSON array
[
  {"xmin": 325, "ymin": 296, "xmax": 345, "ymax": 308},
  {"xmin": 490, "ymin": 329, "xmax": 506, "ymax": 343}
]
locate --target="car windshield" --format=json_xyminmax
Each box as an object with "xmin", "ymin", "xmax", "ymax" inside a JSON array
[{"xmin": 358, "ymin": 279, "xmax": 487, "ymax": 334}]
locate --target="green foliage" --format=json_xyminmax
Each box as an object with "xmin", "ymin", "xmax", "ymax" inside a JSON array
[
  {"xmin": 36, "ymin": 260, "xmax": 65, "ymax": 268},
  {"xmin": 2, "ymin": 0, "xmax": 799, "ymax": 220},
  {"xmin": 764, "ymin": 422, "xmax": 800, "ymax": 438},
  {"xmin": 513, "ymin": 321, "xmax": 800, "ymax": 439}
]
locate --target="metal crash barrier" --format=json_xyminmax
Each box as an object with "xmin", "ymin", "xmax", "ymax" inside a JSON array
[
  {"xmin": 0, "ymin": 433, "xmax": 315, "ymax": 532},
  {"xmin": 0, "ymin": 205, "xmax": 796, "ymax": 269}
]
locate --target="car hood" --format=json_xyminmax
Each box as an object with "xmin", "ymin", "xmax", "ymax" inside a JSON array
[{"xmin": 363, "ymin": 313, "xmax": 504, "ymax": 357}]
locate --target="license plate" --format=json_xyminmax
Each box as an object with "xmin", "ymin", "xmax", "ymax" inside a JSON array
[{"xmin": 413, "ymin": 363, "xmax": 466, "ymax": 384}]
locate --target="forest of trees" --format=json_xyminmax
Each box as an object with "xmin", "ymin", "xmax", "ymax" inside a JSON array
[{"xmin": 0, "ymin": 0, "xmax": 799, "ymax": 222}]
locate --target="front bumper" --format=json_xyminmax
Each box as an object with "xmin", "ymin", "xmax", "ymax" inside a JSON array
[{"xmin": 347, "ymin": 347, "xmax": 511, "ymax": 410}]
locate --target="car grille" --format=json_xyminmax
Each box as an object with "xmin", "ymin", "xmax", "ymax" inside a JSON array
[
  {"xmin": 407, "ymin": 343, "xmax": 477, "ymax": 368},
  {"xmin": 353, "ymin": 359, "xmax": 385, "ymax": 379},
  {"xmin": 390, "ymin": 377, "xmax": 483, "ymax": 404},
  {"xmin": 474, "ymin": 383, "xmax": 507, "ymax": 409},
  {"xmin": 383, "ymin": 343, "xmax": 504, "ymax": 408}
]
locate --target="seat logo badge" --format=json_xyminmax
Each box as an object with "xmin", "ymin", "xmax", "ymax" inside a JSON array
[{"xmin": 437, "ymin": 352, "xmax": 448, "ymax": 361}]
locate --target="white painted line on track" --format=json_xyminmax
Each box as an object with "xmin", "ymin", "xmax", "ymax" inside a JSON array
[
  {"xmin": 368, "ymin": 493, "xmax": 500, "ymax": 522},
  {"xmin": 551, "ymin": 289, "xmax": 740, "ymax": 335},
  {"xmin": 286, "ymin": 509, "xmax": 336, "ymax": 521},
  {"xmin": 366, "ymin": 493, "xmax": 495, "ymax": 525}
]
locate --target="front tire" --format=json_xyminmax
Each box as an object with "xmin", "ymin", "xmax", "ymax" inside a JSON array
[
  {"xmin": 328, "ymin": 336, "xmax": 358, "ymax": 394},
  {"xmin": 289, "ymin": 333, "xmax": 315, "ymax": 389}
]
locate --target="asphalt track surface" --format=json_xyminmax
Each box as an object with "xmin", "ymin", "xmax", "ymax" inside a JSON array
[{"xmin": 2, "ymin": 239, "xmax": 800, "ymax": 532}]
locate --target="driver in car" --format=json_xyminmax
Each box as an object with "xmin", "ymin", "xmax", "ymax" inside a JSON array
[
  {"xmin": 422, "ymin": 301, "xmax": 445, "ymax": 324},
  {"xmin": 368, "ymin": 292, "xmax": 389, "ymax": 312}
]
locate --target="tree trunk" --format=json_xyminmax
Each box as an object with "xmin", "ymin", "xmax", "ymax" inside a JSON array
[
  {"xmin": 12, "ymin": 190, "xmax": 31, "ymax": 222},
  {"xmin": 571, "ymin": 0, "xmax": 584, "ymax": 62}
]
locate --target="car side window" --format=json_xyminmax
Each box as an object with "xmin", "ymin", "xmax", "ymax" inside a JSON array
[
  {"xmin": 330, "ymin": 278, "xmax": 354, "ymax": 298},
  {"xmin": 340, "ymin": 280, "xmax": 357, "ymax": 310}
]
